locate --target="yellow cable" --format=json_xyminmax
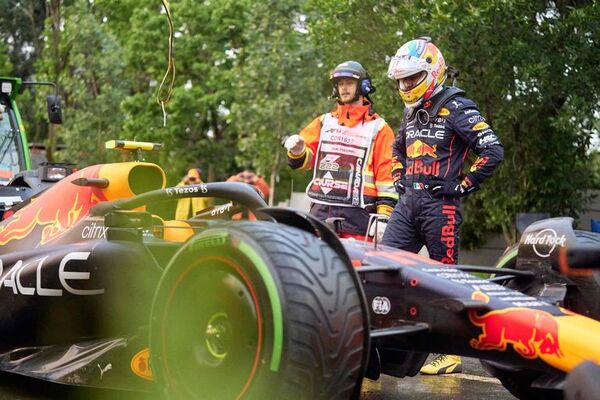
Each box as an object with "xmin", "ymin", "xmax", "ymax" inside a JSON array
[{"xmin": 156, "ymin": 0, "xmax": 176, "ymax": 108}]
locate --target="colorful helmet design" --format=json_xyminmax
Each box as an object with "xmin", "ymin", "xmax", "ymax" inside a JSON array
[
  {"xmin": 330, "ymin": 61, "xmax": 375, "ymax": 101},
  {"xmin": 387, "ymin": 38, "xmax": 446, "ymax": 109}
]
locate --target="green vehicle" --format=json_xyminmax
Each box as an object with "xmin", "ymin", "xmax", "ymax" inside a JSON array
[{"xmin": 0, "ymin": 76, "xmax": 63, "ymax": 184}]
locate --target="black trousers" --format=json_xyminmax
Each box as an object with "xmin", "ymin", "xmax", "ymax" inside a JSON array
[{"xmin": 382, "ymin": 189, "xmax": 463, "ymax": 264}]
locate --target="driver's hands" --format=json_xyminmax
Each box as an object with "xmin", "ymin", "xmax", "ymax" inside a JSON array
[
  {"xmin": 429, "ymin": 179, "xmax": 479, "ymax": 198},
  {"xmin": 284, "ymin": 134, "xmax": 305, "ymax": 156},
  {"xmin": 393, "ymin": 172, "xmax": 406, "ymax": 194}
]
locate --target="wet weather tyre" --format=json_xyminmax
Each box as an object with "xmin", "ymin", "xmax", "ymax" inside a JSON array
[{"xmin": 150, "ymin": 221, "xmax": 367, "ymax": 400}]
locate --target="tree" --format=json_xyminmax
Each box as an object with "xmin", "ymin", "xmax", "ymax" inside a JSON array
[
  {"xmin": 34, "ymin": 0, "xmax": 129, "ymax": 165},
  {"xmin": 0, "ymin": 0, "xmax": 47, "ymax": 78},
  {"xmin": 0, "ymin": 40, "xmax": 12, "ymax": 73},
  {"xmin": 230, "ymin": 0, "xmax": 330, "ymax": 204},
  {"xmin": 0, "ymin": 0, "xmax": 49, "ymax": 144},
  {"xmin": 118, "ymin": 0, "xmax": 250, "ymax": 184}
]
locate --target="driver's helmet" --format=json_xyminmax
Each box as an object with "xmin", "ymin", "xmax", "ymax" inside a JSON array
[
  {"xmin": 387, "ymin": 37, "xmax": 446, "ymax": 109},
  {"xmin": 329, "ymin": 61, "xmax": 374, "ymax": 100}
]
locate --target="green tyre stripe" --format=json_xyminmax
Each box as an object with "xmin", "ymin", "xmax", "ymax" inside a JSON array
[
  {"xmin": 238, "ymin": 242, "xmax": 283, "ymax": 372},
  {"xmin": 496, "ymin": 247, "xmax": 518, "ymax": 269}
]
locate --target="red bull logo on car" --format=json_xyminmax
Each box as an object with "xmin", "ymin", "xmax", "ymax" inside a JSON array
[
  {"xmin": 469, "ymin": 306, "xmax": 563, "ymax": 359},
  {"xmin": 468, "ymin": 291, "xmax": 600, "ymax": 373},
  {"xmin": 406, "ymin": 140, "xmax": 438, "ymax": 159}
]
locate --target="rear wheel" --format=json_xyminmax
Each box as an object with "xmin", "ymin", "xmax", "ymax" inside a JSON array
[{"xmin": 150, "ymin": 221, "xmax": 367, "ymax": 399}]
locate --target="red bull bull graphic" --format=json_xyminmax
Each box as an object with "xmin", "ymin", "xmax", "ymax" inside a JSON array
[
  {"xmin": 466, "ymin": 291, "xmax": 600, "ymax": 373},
  {"xmin": 469, "ymin": 307, "xmax": 563, "ymax": 359},
  {"xmin": 406, "ymin": 139, "xmax": 438, "ymax": 159},
  {"xmin": 469, "ymin": 291, "xmax": 563, "ymax": 360}
]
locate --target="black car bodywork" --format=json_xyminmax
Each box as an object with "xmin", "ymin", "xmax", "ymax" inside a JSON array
[{"xmin": 0, "ymin": 159, "xmax": 598, "ymax": 399}]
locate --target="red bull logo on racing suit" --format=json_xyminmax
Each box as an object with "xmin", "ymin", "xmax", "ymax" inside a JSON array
[
  {"xmin": 406, "ymin": 139, "xmax": 438, "ymax": 159},
  {"xmin": 440, "ymin": 205, "xmax": 457, "ymax": 264}
]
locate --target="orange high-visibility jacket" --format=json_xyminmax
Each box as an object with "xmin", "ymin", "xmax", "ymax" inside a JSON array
[{"xmin": 288, "ymin": 101, "xmax": 398, "ymax": 214}]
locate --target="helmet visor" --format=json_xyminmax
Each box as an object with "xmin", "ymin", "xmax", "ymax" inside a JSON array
[
  {"xmin": 330, "ymin": 71, "xmax": 361, "ymax": 81},
  {"xmin": 398, "ymin": 71, "xmax": 427, "ymax": 92}
]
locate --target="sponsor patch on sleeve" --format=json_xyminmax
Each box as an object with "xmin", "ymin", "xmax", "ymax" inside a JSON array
[
  {"xmin": 438, "ymin": 107, "xmax": 450, "ymax": 116},
  {"xmin": 472, "ymin": 122, "xmax": 490, "ymax": 131}
]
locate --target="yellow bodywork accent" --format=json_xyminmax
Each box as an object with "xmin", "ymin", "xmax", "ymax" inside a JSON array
[
  {"xmin": 544, "ymin": 314, "xmax": 600, "ymax": 372},
  {"xmin": 105, "ymin": 140, "xmax": 162, "ymax": 151},
  {"xmin": 131, "ymin": 348, "xmax": 153, "ymax": 381},
  {"xmin": 98, "ymin": 162, "xmax": 166, "ymax": 201},
  {"xmin": 163, "ymin": 220, "xmax": 195, "ymax": 242}
]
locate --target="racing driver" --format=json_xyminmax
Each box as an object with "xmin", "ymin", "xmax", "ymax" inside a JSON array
[
  {"xmin": 382, "ymin": 38, "xmax": 504, "ymax": 374},
  {"xmin": 285, "ymin": 61, "xmax": 397, "ymax": 240}
]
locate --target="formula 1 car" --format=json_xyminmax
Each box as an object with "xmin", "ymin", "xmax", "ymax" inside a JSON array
[{"xmin": 0, "ymin": 145, "xmax": 598, "ymax": 400}]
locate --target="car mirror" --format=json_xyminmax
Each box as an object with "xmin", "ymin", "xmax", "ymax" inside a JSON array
[
  {"xmin": 558, "ymin": 244, "xmax": 600, "ymax": 276},
  {"xmin": 46, "ymin": 94, "xmax": 63, "ymax": 124}
]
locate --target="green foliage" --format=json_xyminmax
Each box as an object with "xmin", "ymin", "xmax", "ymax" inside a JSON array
[
  {"xmin": 229, "ymin": 0, "xmax": 330, "ymax": 202},
  {"xmin": 0, "ymin": 40, "xmax": 12, "ymax": 73},
  {"xmin": 0, "ymin": 0, "xmax": 47, "ymax": 77},
  {"xmin": 118, "ymin": 0, "xmax": 251, "ymax": 184},
  {"xmin": 0, "ymin": 0, "xmax": 47, "ymax": 145},
  {"xmin": 35, "ymin": 0, "xmax": 129, "ymax": 165}
]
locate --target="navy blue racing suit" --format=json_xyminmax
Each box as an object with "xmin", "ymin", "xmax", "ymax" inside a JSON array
[{"xmin": 382, "ymin": 87, "xmax": 504, "ymax": 264}]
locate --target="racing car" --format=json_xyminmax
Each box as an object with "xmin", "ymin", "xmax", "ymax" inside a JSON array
[{"xmin": 0, "ymin": 141, "xmax": 598, "ymax": 400}]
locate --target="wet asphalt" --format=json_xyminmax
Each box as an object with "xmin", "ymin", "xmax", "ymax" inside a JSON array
[
  {"xmin": 0, "ymin": 357, "xmax": 517, "ymax": 400},
  {"xmin": 361, "ymin": 356, "xmax": 517, "ymax": 400}
]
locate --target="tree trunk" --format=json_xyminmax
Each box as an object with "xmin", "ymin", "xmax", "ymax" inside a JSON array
[{"xmin": 501, "ymin": 222, "xmax": 516, "ymax": 247}]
